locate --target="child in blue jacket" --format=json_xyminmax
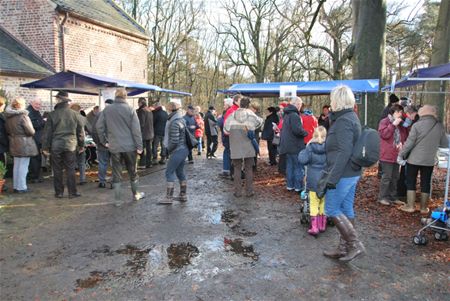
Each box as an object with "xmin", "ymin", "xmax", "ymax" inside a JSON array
[{"xmin": 298, "ymin": 126, "xmax": 327, "ymax": 236}]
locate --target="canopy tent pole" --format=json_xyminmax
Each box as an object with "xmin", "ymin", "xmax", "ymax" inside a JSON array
[
  {"xmin": 364, "ymin": 93, "xmax": 368, "ymax": 126},
  {"xmin": 50, "ymin": 90, "xmax": 53, "ymax": 111}
]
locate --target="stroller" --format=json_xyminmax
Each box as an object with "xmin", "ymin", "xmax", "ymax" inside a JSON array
[{"xmin": 413, "ymin": 144, "xmax": 450, "ymax": 245}]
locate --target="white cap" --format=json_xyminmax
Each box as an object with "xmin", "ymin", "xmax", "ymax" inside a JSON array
[
  {"xmin": 169, "ymin": 98, "xmax": 182, "ymax": 106},
  {"xmin": 224, "ymin": 98, "xmax": 233, "ymax": 106}
]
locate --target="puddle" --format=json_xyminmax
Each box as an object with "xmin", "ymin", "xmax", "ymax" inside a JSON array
[
  {"xmin": 75, "ymin": 270, "xmax": 109, "ymax": 289},
  {"xmin": 202, "ymin": 238, "xmax": 225, "ymax": 251},
  {"xmin": 224, "ymin": 238, "xmax": 258, "ymax": 261},
  {"xmin": 203, "ymin": 209, "xmax": 222, "ymax": 225},
  {"xmin": 116, "ymin": 244, "xmax": 151, "ymax": 275},
  {"xmin": 167, "ymin": 243, "xmax": 199, "ymax": 270}
]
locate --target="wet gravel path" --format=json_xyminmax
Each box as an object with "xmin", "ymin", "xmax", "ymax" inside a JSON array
[{"xmin": 0, "ymin": 156, "xmax": 449, "ymax": 300}]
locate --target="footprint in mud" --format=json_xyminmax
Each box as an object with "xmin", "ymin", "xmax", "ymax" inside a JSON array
[
  {"xmin": 116, "ymin": 244, "xmax": 152, "ymax": 275},
  {"xmin": 224, "ymin": 237, "xmax": 259, "ymax": 261},
  {"xmin": 75, "ymin": 270, "xmax": 109, "ymax": 289},
  {"xmin": 167, "ymin": 243, "xmax": 199, "ymax": 270},
  {"xmin": 221, "ymin": 210, "xmax": 257, "ymax": 237}
]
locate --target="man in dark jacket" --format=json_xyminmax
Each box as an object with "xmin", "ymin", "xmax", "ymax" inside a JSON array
[
  {"xmin": 152, "ymin": 102, "xmax": 168, "ymax": 165},
  {"xmin": 42, "ymin": 91, "xmax": 84, "ymax": 199},
  {"xmin": 96, "ymin": 88, "xmax": 144, "ymax": 205},
  {"xmin": 261, "ymin": 106, "xmax": 279, "ymax": 165},
  {"xmin": 0, "ymin": 96, "xmax": 8, "ymax": 174},
  {"xmin": 27, "ymin": 98, "xmax": 45, "ymax": 183},
  {"xmin": 204, "ymin": 106, "xmax": 218, "ymax": 158},
  {"xmin": 318, "ymin": 105, "xmax": 330, "ymax": 130},
  {"xmin": 136, "ymin": 98, "xmax": 154, "ymax": 168},
  {"xmin": 278, "ymin": 97, "xmax": 308, "ymax": 192},
  {"xmin": 184, "ymin": 105, "xmax": 198, "ymax": 163}
]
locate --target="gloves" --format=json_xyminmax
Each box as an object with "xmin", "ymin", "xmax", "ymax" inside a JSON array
[{"xmin": 316, "ymin": 182, "xmax": 336, "ymax": 199}]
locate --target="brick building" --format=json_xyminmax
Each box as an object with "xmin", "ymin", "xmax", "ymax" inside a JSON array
[{"xmin": 0, "ymin": 0, "xmax": 149, "ymax": 110}]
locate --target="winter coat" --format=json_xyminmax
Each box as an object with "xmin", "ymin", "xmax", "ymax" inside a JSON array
[
  {"xmin": 318, "ymin": 114, "xmax": 330, "ymax": 130},
  {"xmin": 152, "ymin": 106, "xmax": 168, "ymax": 137},
  {"xmin": 27, "ymin": 105, "xmax": 45, "ymax": 147},
  {"xmin": 378, "ymin": 116, "xmax": 408, "ymax": 163},
  {"xmin": 42, "ymin": 101, "xmax": 84, "ymax": 153},
  {"xmin": 224, "ymin": 108, "xmax": 263, "ymax": 159},
  {"xmin": 204, "ymin": 110, "xmax": 218, "ymax": 136},
  {"xmin": 0, "ymin": 113, "xmax": 8, "ymax": 154},
  {"xmin": 301, "ymin": 112, "xmax": 318, "ymax": 144},
  {"xmin": 183, "ymin": 114, "xmax": 197, "ymax": 135},
  {"xmin": 399, "ymin": 115, "xmax": 448, "ymax": 166},
  {"xmin": 91, "ymin": 112, "xmax": 107, "ymax": 151},
  {"xmin": 298, "ymin": 142, "xmax": 327, "ymax": 192},
  {"xmin": 325, "ymin": 108, "xmax": 361, "ymax": 185},
  {"xmin": 163, "ymin": 110, "xmax": 187, "ymax": 154},
  {"xmin": 194, "ymin": 114, "xmax": 204, "ymax": 138},
  {"xmin": 4, "ymin": 106, "xmax": 38, "ymax": 157},
  {"xmin": 136, "ymin": 105, "xmax": 154, "ymax": 141},
  {"xmin": 261, "ymin": 112, "xmax": 279, "ymax": 141},
  {"xmin": 96, "ymin": 97, "xmax": 142, "ymax": 154},
  {"xmin": 278, "ymin": 104, "xmax": 308, "ymax": 155}
]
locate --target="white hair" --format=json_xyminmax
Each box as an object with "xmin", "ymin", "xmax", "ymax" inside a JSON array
[
  {"xmin": 330, "ymin": 85, "xmax": 355, "ymax": 112},
  {"xmin": 289, "ymin": 96, "xmax": 302, "ymax": 107}
]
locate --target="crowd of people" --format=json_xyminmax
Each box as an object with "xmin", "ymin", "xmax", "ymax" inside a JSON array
[{"xmin": 0, "ymin": 85, "xmax": 448, "ymax": 263}]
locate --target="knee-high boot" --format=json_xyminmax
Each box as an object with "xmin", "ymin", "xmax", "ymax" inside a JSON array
[
  {"xmin": 337, "ymin": 215, "xmax": 366, "ymax": 262},
  {"xmin": 113, "ymin": 182, "xmax": 122, "ymax": 206},
  {"xmin": 131, "ymin": 180, "xmax": 145, "ymax": 201},
  {"xmin": 323, "ymin": 216, "xmax": 347, "ymax": 259}
]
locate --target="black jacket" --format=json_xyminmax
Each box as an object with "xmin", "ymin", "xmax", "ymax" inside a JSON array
[
  {"xmin": 136, "ymin": 105, "xmax": 154, "ymax": 141},
  {"xmin": 204, "ymin": 110, "xmax": 218, "ymax": 136},
  {"xmin": 152, "ymin": 106, "xmax": 168, "ymax": 136},
  {"xmin": 278, "ymin": 105, "xmax": 308, "ymax": 155},
  {"xmin": 261, "ymin": 112, "xmax": 279, "ymax": 140},
  {"xmin": 27, "ymin": 105, "xmax": 45, "ymax": 147},
  {"xmin": 0, "ymin": 113, "xmax": 8, "ymax": 154},
  {"xmin": 325, "ymin": 108, "xmax": 362, "ymax": 185}
]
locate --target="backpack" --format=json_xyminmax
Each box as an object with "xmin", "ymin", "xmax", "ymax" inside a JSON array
[{"xmin": 350, "ymin": 126, "xmax": 380, "ymax": 169}]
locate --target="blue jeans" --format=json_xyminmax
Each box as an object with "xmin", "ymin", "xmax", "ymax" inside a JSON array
[
  {"xmin": 286, "ymin": 153, "xmax": 304, "ymax": 191},
  {"xmin": 76, "ymin": 151, "xmax": 86, "ymax": 182},
  {"xmin": 166, "ymin": 147, "xmax": 189, "ymax": 182},
  {"xmin": 97, "ymin": 150, "xmax": 110, "ymax": 184},
  {"xmin": 197, "ymin": 137, "xmax": 202, "ymax": 153},
  {"xmin": 223, "ymin": 146, "xmax": 231, "ymax": 173},
  {"xmin": 325, "ymin": 176, "xmax": 360, "ymax": 218}
]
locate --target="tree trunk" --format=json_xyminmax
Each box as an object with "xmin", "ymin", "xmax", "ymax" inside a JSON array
[
  {"xmin": 424, "ymin": 0, "xmax": 449, "ymax": 123},
  {"xmin": 352, "ymin": 0, "xmax": 387, "ymax": 128}
]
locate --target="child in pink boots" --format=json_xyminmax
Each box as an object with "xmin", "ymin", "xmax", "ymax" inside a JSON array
[{"xmin": 298, "ymin": 126, "xmax": 327, "ymax": 236}]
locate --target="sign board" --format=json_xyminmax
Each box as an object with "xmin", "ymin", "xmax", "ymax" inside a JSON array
[
  {"xmin": 280, "ymin": 85, "xmax": 297, "ymax": 98},
  {"xmin": 100, "ymin": 88, "xmax": 116, "ymax": 109}
]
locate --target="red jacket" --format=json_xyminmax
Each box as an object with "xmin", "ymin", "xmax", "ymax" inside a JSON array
[
  {"xmin": 194, "ymin": 115, "xmax": 204, "ymax": 138},
  {"xmin": 301, "ymin": 114, "xmax": 318, "ymax": 144},
  {"xmin": 378, "ymin": 116, "xmax": 408, "ymax": 163}
]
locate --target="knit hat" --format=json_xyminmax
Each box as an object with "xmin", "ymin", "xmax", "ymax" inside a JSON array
[
  {"xmin": 389, "ymin": 93, "xmax": 399, "ymax": 104},
  {"xmin": 105, "ymin": 99, "xmax": 113, "ymax": 104}
]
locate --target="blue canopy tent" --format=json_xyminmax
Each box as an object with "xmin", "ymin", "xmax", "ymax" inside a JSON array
[
  {"xmin": 383, "ymin": 62, "xmax": 450, "ymax": 91},
  {"xmin": 218, "ymin": 79, "xmax": 379, "ymax": 125},
  {"xmin": 21, "ymin": 70, "xmax": 192, "ymax": 108}
]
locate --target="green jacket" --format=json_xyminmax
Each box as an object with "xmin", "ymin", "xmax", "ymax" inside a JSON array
[{"xmin": 42, "ymin": 101, "xmax": 84, "ymax": 153}]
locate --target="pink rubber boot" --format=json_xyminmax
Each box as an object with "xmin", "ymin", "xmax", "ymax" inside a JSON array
[
  {"xmin": 319, "ymin": 215, "xmax": 327, "ymax": 232},
  {"xmin": 308, "ymin": 216, "xmax": 319, "ymax": 236}
]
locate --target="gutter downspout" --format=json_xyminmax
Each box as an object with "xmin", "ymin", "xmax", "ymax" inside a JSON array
[{"xmin": 60, "ymin": 12, "xmax": 69, "ymax": 71}]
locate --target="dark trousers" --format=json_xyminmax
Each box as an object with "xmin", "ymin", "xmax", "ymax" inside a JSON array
[
  {"xmin": 139, "ymin": 139, "xmax": 152, "ymax": 167},
  {"xmin": 111, "ymin": 151, "xmax": 138, "ymax": 183},
  {"xmin": 29, "ymin": 146, "xmax": 42, "ymax": 180},
  {"xmin": 51, "ymin": 150, "xmax": 77, "ymax": 195},
  {"xmin": 206, "ymin": 135, "xmax": 218, "ymax": 155},
  {"xmin": 406, "ymin": 163, "xmax": 434, "ymax": 193},
  {"xmin": 267, "ymin": 139, "xmax": 277, "ymax": 165},
  {"xmin": 152, "ymin": 135, "xmax": 166, "ymax": 161},
  {"xmin": 378, "ymin": 161, "xmax": 400, "ymax": 201},
  {"xmin": 278, "ymin": 154, "xmax": 287, "ymax": 175},
  {"xmin": 232, "ymin": 158, "xmax": 254, "ymax": 195},
  {"xmin": 397, "ymin": 165, "xmax": 407, "ymax": 197}
]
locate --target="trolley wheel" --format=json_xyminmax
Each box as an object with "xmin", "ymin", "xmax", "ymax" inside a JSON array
[
  {"xmin": 434, "ymin": 231, "xmax": 448, "ymax": 241},
  {"xmin": 413, "ymin": 235, "xmax": 427, "ymax": 246}
]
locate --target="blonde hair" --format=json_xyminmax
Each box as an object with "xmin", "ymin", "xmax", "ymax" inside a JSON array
[
  {"xmin": 330, "ymin": 85, "xmax": 355, "ymax": 112},
  {"xmin": 309, "ymin": 126, "xmax": 327, "ymax": 144},
  {"xmin": 70, "ymin": 103, "xmax": 81, "ymax": 112},
  {"xmin": 11, "ymin": 97, "xmax": 26, "ymax": 110},
  {"xmin": 0, "ymin": 96, "xmax": 6, "ymax": 108},
  {"xmin": 115, "ymin": 88, "xmax": 127, "ymax": 99},
  {"xmin": 418, "ymin": 104, "xmax": 438, "ymax": 118}
]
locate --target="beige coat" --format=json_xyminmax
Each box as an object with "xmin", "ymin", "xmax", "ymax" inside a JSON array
[
  {"xmin": 400, "ymin": 115, "xmax": 448, "ymax": 166},
  {"xmin": 4, "ymin": 107, "xmax": 38, "ymax": 157}
]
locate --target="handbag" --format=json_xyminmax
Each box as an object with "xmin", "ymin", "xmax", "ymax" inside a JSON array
[
  {"xmin": 184, "ymin": 127, "xmax": 198, "ymax": 150},
  {"xmin": 272, "ymin": 134, "xmax": 281, "ymax": 146}
]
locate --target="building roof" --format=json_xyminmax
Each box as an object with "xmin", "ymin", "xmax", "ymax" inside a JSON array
[
  {"xmin": 0, "ymin": 26, "xmax": 54, "ymax": 77},
  {"xmin": 51, "ymin": 0, "xmax": 148, "ymax": 39}
]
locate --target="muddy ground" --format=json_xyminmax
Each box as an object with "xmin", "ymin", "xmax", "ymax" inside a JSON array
[{"xmin": 0, "ymin": 148, "xmax": 449, "ymax": 301}]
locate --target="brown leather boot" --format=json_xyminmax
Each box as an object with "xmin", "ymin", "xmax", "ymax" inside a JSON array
[
  {"xmin": 338, "ymin": 216, "xmax": 366, "ymax": 262},
  {"xmin": 323, "ymin": 216, "xmax": 347, "ymax": 258},
  {"xmin": 420, "ymin": 193, "xmax": 430, "ymax": 214},
  {"xmin": 158, "ymin": 182, "xmax": 174, "ymax": 205},
  {"xmin": 176, "ymin": 181, "xmax": 188, "ymax": 202}
]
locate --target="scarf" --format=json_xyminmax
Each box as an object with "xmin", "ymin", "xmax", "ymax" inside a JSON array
[{"xmin": 388, "ymin": 114, "xmax": 400, "ymax": 146}]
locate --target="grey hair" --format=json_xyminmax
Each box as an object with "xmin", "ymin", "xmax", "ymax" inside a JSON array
[
  {"xmin": 330, "ymin": 85, "xmax": 355, "ymax": 112},
  {"xmin": 289, "ymin": 96, "xmax": 302, "ymax": 106}
]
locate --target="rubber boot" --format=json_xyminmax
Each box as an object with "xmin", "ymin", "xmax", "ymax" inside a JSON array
[
  {"xmin": 308, "ymin": 216, "xmax": 319, "ymax": 236},
  {"xmin": 420, "ymin": 193, "xmax": 430, "ymax": 214},
  {"xmin": 175, "ymin": 181, "xmax": 187, "ymax": 202},
  {"xmin": 318, "ymin": 214, "xmax": 327, "ymax": 232},
  {"xmin": 131, "ymin": 180, "xmax": 145, "ymax": 201},
  {"xmin": 399, "ymin": 190, "xmax": 416, "ymax": 213},
  {"xmin": 113, "ymin": 182, "xmax": 122, "ymax": 207},
  {"xmin": 323, "ymin": 216, "xmax": 347, "ymax": 259},
  {"xmin": 158, "ymin": 182, "xmax": 174, "ymax": 205},
  {"xmin": 338, "ymin": 216, "xmax": 366, "ymax": 262}
]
